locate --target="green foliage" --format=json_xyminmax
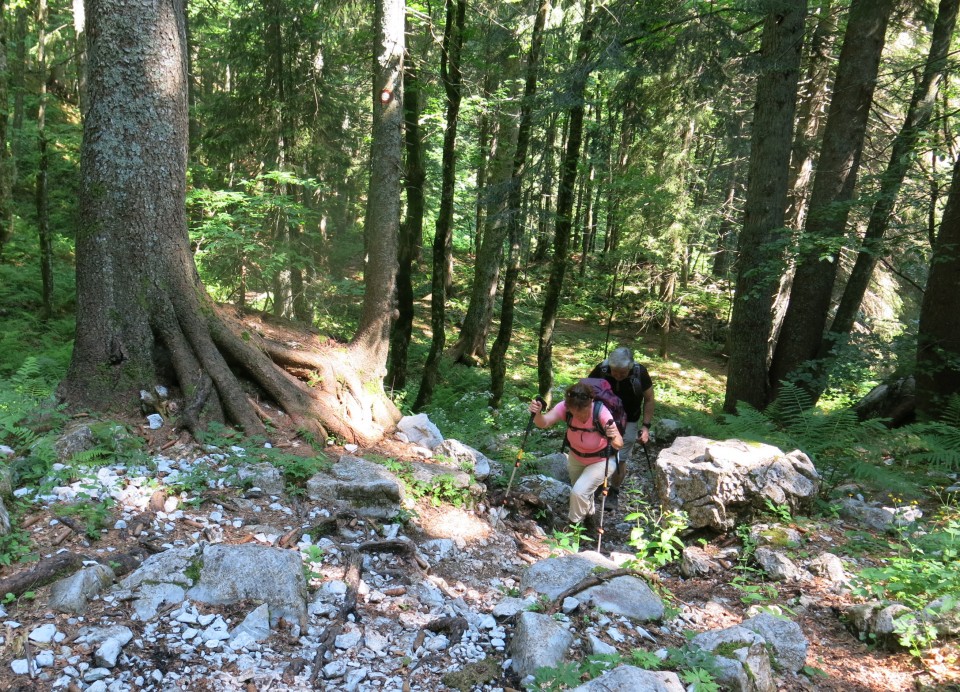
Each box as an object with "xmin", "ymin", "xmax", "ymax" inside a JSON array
[
  {"xmin": 680, "ymin": 667, "xmax": 721, "ymax": 692},
  {"xmin": 624, "ymin": 497, "xmax": 688, "ymax": 570},
  {"xmin": 851, "ymin": 518, "xmax": 960, "ymax": 610},
  {"xmin": 532, "ymin": 661, "xmax": 583, "ymax": 690},
  {"xmin": 0, "ymin": 520, "xmax": 36, "ymax": 567},
  {"xmin": 898, "ymin": 395, "xmax": 960, "ymax": 473},
  {"xmin": 546, "ymin": 523, "xmax": 592, "ymax": 554},
  {"xmin": 411, "ymin": 473, "xmax": 474, "ymax": 508},
  {"xmin": 848, "ymin": 508, "xmax": 960, "ymax": 656}
]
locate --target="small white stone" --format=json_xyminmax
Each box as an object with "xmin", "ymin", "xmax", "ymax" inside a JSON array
[
  {"xmin": 29, "ymin": 623, "xmax": 58, "ymax": 644},
  {"xmin": 11, "ymin": 659, "xmax": 30, "ymax": 675}
]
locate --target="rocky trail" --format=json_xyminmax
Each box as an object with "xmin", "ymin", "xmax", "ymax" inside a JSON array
[{"xmin": 0, "ymin": 414, "xmax": 956, "ymax": 692}]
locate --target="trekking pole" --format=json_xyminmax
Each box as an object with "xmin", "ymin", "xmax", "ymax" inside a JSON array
[
  {"xmin": 642, "ymin": 441, "xmax": 653, "ymax": 475},
  {"xmin": 504, "ymin": 396, "xmax": 546, "ymax": 502},
  {"xmin": 596, "ymin": 442, "xmax": 613, "ymax": 553}
]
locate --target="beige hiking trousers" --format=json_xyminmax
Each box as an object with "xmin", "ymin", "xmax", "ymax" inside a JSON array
[{"xmin": 567, "ymin": 453, "xmax": 617, "ymax": 523}]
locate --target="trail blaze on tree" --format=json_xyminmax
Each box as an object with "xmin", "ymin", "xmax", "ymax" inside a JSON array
[{"xmin": 59, "ymin": 0, "xmax": 399, "ymax": 445}]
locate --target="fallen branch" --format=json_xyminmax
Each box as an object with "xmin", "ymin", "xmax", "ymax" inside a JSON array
[
  {"xmin": 548, "ymin": 567, "xmax": 653, "ymax": 613},
  {"xmin": 0, "ymin": 552, "xmax": 87, "ymax": 598}
]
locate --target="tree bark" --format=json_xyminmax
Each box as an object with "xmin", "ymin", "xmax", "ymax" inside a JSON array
[
  {"xmin": 0, "ymin": 0, "xmax": 13, "ymax": 260},
  {"xmin": 414, "ymin": 0, "xmax": 466, "ymax": 410},
  {"xmin": 353, "ymin": 0, "xmax": 405, "ymax": 377},
  {"xmin": 490, "ymin": 0, "xmax": 553, "ymax": 407},
  {"xmin": 60, "ymin": 0, "xmax": 399, "ymax": 447},
  {"xmin": 827, "ymin": 0, "xmax": 958, "ymax": 347},
  {"xmin": 451, "ymin": 0, "xmax": 549, "ymax": 367},
  {"xmin": 537, "ymin": 0, "xmax": 593, "ymax": 399},
  {"xmin": 916, "ymin": 154, "xmax": 960, "ymax": 416},
  {"xmin": 37, "ymin": 0, "xmax": 53, "ymax": 318},
  {"xmin": 386, "ymin": 16, "xmax": 426, "ymax": 391},
  {"xmin": 768, "ymin": 0, "xmax": 895, "ymax": 401},
  {"xmin": 723, "ymin": 0, "xmax": 807, "ymax": 413}
]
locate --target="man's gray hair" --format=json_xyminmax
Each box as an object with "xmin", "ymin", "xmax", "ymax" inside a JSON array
[{"xmin": 608, "ymin": 346, "xmax": 634, "ymax": 370}]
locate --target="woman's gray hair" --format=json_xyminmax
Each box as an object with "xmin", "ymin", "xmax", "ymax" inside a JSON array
[{"xmin": 608, "ymin": 346, "xmax": 634, "ymax": 370}]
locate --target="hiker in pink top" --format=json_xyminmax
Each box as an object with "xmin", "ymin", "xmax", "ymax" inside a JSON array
[{"xmin": 528, "ymin": 382, "xmax": 623, "ymax": 528}]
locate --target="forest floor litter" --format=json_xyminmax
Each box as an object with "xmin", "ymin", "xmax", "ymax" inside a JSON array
[{"xmin": 0, "ymin": 424, "xmax": 957, "ymax": 692}]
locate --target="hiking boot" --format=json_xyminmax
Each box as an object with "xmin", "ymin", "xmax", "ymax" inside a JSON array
[
  {"xmin": 603, "ymin": 487, "xmax": 620, "ymax": 512},
  {"xmin": 583, "ymin": 512, "xmax": 598, "ymax": 532}
]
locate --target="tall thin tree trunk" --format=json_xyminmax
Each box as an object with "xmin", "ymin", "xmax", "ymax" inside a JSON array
[
  {"xmin": 723, "ymin": 0, "xmax": 806, "ymax": 412},
  {"xmin": 827, "ymin": 0, "xmax": 957, "ymax": 347},
  {"xmin": 0, "ymin": 0, "xmax": 12, "ymax": 260},
  {"xmin": 414, "ymin": 0, "xmax": 465, "ymax": 410},
  {"xmin": 37, "ymin": 0, "xmax": 53, "ymax": 318},
  {"xmin": 768, "ymin": 0, "xmax": 895, "ymax": 402},
  {"xmin": 916, "ymin": 153, "xmax": 960, "ymax": 417},
  {"xmin": 537, "ymin": 0, "xmax": 593, "ymax": 399},
  {"xmin": 489, "ymin": 0, "xmax": 552, "ymax": 407},
  {"xmin": 386, "ymin": 19, "xmax": 425, "ymax": 391}
]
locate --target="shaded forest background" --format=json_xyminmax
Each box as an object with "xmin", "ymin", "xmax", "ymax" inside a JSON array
[
  {"xmin": 2, "ymin": 1, "xmax": 960, "ymax": 679},
  {"xmin": 1, "ymin": 0, "xmax": 959, "ymax": 436}
]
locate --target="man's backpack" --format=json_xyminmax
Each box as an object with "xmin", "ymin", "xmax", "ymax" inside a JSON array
[{"xmin": 561, "ymin": 378, "xmax": 628, "ymax": 458}]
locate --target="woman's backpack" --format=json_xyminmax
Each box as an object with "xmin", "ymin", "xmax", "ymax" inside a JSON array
[{"xmin": 561, "ymin": 378, "xmax": 628, "ymax": 458}]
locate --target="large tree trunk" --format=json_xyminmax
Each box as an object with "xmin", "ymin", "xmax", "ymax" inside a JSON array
[
  {"xmin": 768, "ymin": 0, "xmax": 895, "ymax": 401},
  {"xmin": 827, "ymin": 0, "xmax": 958, "ymax": 347},
  {"xmin": 386, "ymin": 16, "xmax": 426, "ymax": 392},
  {"xmin": 723, "ymin": 0, "xmax": 806, "ymax": 413},
  {"xmin": 60, "ymin": 0, "xmax": 398, "ymax": 447},
  {"xmin": 352, "ymin": 0, "xmax": 404, "ymax": 377},
  {"xmin": 414, "ymin": 0, "xmax": 466, "ymax": 410},
  {"xmin": 536, "ymin": 0, "xmax": 593, "ymax": 399},
  {"xmin": 916, "ymin": 153, "xmax": 960, "ymax": 416}
]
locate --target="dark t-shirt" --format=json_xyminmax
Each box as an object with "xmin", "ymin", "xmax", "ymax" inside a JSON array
[{"xmin": 588, "ymin": 361, "xmax": 653, "ymax": 422}]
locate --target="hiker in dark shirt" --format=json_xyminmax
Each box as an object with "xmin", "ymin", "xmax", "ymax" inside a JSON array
[{"xmin": 589, "ymin": 346, "xmax": 654, "ymax": 509}]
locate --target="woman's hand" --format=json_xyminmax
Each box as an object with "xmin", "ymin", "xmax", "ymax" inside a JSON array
[
  {"xmin": 528, "ymin": 399, "xmax": 544, "ymax": 415},
  {"xmin": 604, "ymin": 420, "xmax": 623, "ymax": 449}
]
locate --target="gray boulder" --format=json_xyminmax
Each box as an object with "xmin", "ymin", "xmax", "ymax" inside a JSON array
[
  {"xmin": 508, "ymin": 611, "xmax": 575, "ymax": 678},
  {"xmin": 396, "ymin": 413, "xmax": 444, "ymax": 450},
  {"xmin": 236, "ymin": 462, "xmax": 286, "ymax": 496},
  {"xmin": 838, "ymin": 497, "xmax": 920, "ymax": 532},
  {"xmin": 534, "ymin": 453, "xmax": 570, "ymax": 484},
  {"xmin": 520, "ymin": 552, "xmax": 663, "ymax": 622},
  {"xmin": 433, "ymin": 439, "xmax": 496, "ymax": 480},
  {"xmin": 691, "ymin": 625, "xmax": 775, "ymax": 692},
  {"xmin": 680, "ymin": 546, "xmax": 722, "ymax": 578},
  {"xmin": 306, "ymin": 454, "xmax": 405, "ymax": 519},
  {"xmin": 845, "ymin": 602, "xmax": 913, "ymax": 650},
  {"xmin": 517, "ymin": 474, "xmax": 570, "ymax": 508},
  {"xmin": 655, "ymin": 437, "xmax": 819, "ymax": 531},
  {"xmin": 753, "ymin": 547, "xmax": 807, "ymax": 582},
  {"xmin": 49, "ymin": 564, "xmax": 116, "ymax": 614},
  {"xmin": 187, "ymin": 544, "xmax": 308, "ymax": 631},
  {"xmin": 740, "ymin": 612, "xmax": 809, "ymax": 672},
  {"xmin": 55, "ymin": 425, "xmax": 96, "ymax": 463}
]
